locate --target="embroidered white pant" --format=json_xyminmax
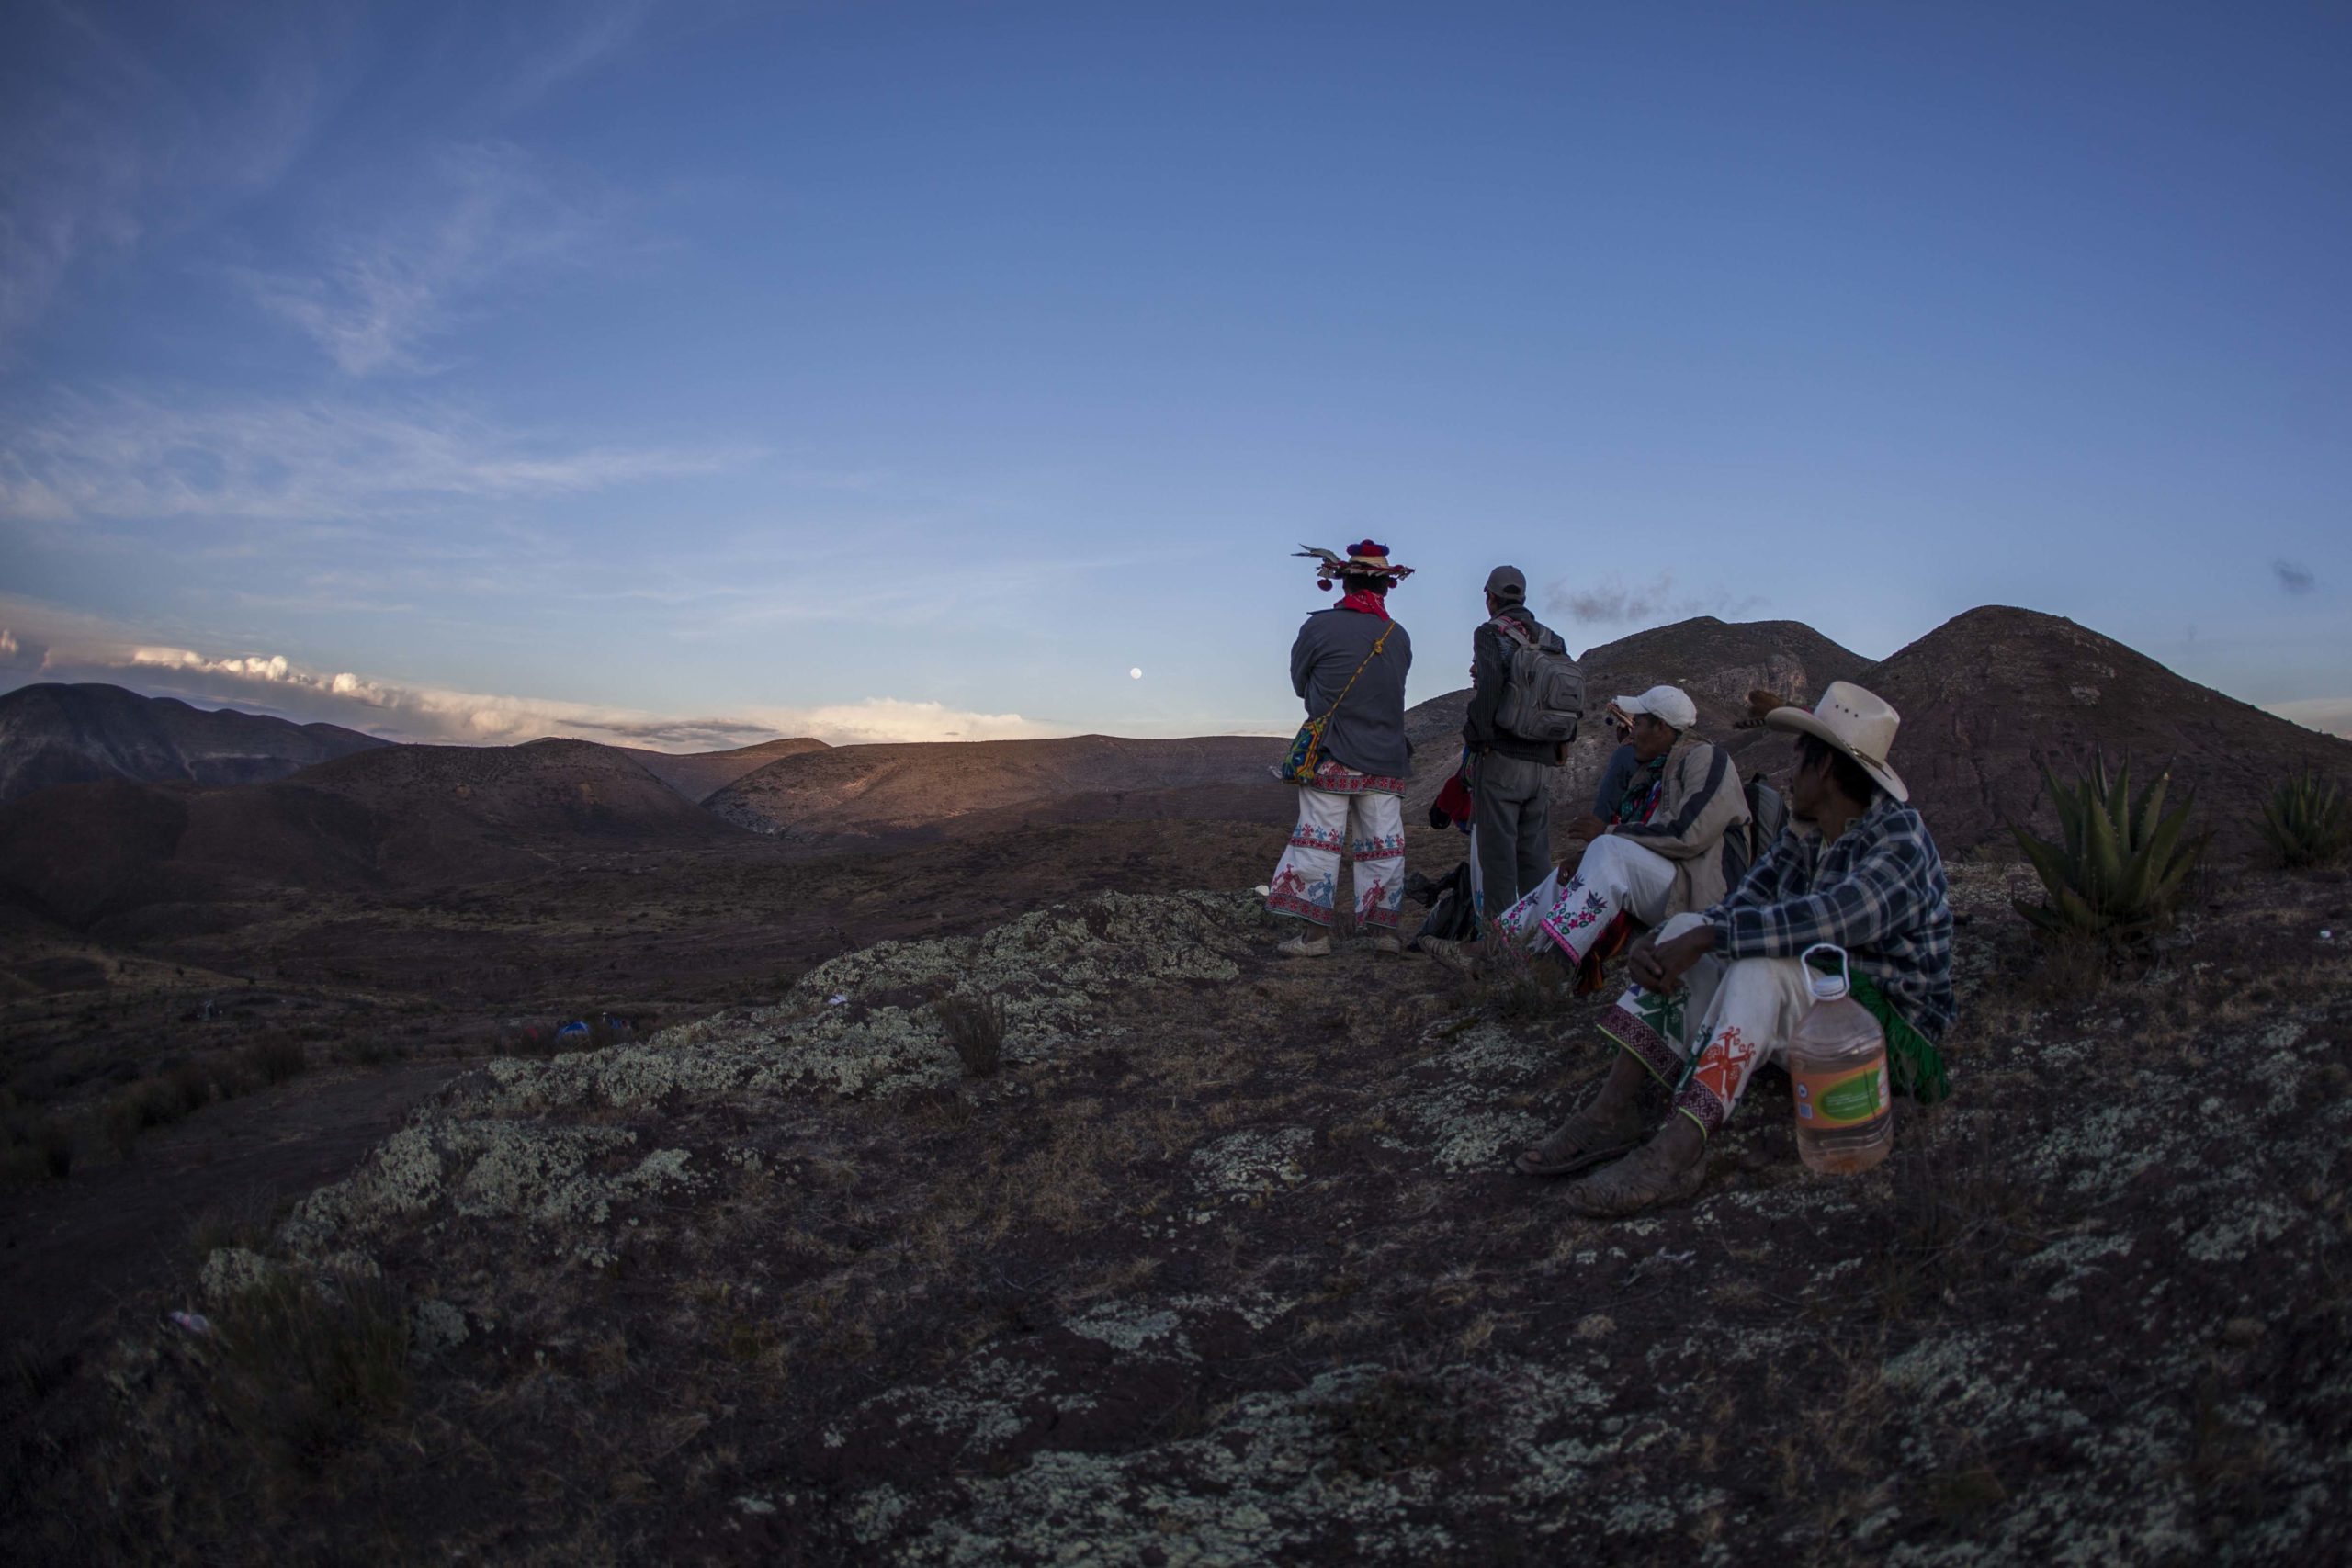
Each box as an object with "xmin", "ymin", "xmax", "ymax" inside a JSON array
[
  {"xmin": 1266, "ymin": 788, "xmax": 1407, "ymax": 931},
  {"xmin": 1493, "ymin": 833, "xmax": 1679, "ymax": 964},
  {"xmin": 1595, "ymin": 912, "xmax": 1815, "ymax": 1136}
]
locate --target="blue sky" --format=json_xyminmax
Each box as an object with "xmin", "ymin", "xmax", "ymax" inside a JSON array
[{"xmin": 2, "ymin": 0, "xmax": 2346, "ymax": 746}]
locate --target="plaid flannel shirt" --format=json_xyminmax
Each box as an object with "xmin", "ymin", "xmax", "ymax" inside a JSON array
[{"xmin": 1706, "ymin": 792, "xmax": 1956, "ymax": 1039}]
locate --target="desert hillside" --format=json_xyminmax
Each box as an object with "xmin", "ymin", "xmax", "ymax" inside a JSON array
[
  {"xmin": 0, "ymin": 682, "xmax": 389, "ymax": 804},
  {"xmin": 1405, "ymin": 607, "xmax": 2352, "ymax": 859},
  {"xmin": 8, "ymin": 866, "xmax": 2345, "ymax": 1562},
  {"xmin": 1865, "ymin": 606, "xmax": 2352, "ymax": 857},
  {"xmin": 0, "ymin": 737, "xmax": 740, "ymax": 929},
  {"xmin": 585, "ymin": 736, "xmax": 832, "ymax": 804},
  {"xmin": 706, "ymin": 734, "xmax": 1288, "ymax": 849}
]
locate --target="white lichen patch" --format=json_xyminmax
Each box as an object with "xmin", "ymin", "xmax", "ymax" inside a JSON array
[
  {"xmin": 1064, "ymin": 1302, "xmax": 1190, "ymax": 1358},
  {"xmin": 2028, "ymin": 1230, "xmax": 2135, "ymax": 1301},
  {"xmin": 860, "ymin": 1355, "xmax": 1054, "ymax": 1459},
  {"xmin": 2031, "ymin": 1102, "xmax": 2174, "ymax": 1199},
  {"xmin": 2182, "ymin": 1193, "xmax": 2307, "ymax": 1263},
  {"xmin": 891, "ymin": 1363, "xmax": 1466, "ymax": 1566},
  {"xmin": 410, "ymin": 1299, "xmax": 469, "ymax": 1359},
  {"xmin": 1411, "ymin": 1021, "xmax": 1558, "ymax": 1082},
  {"xmin": 1383, "ymin": 1077, "xmax": 1548, "ymax": 1175},
  {"xmin": 1170, "ymin": 1291, "xmax": 1297, "ymax": 1333},
  {"xmin": 198, "ymin": 1247, "xmax": 278, "ymax": 1306},
  {"xmin": 1191, "ymin": 1127, "xmax": 1313, "ymax": 1200}
]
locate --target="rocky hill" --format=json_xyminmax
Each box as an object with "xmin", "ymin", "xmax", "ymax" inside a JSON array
[
  {"xmin": 1401, "ymin": 615, "xmax": 1874, "ymax": 831},
  {"xmin": 14, "ymin": 865, "xmax": 2346, "ymax": 1562},
  {"xmin": 706, "ymin": 735, "xmax": 1288, "ymax": 850},
  {"xmin": 1404, "ymin": 607, "xmax": 2352, "ymax": 860},
  {"xmin": 1865, "ymin": 605, "xmax": 2352, "ymax": 858},
  {"xmin": 0, "ymin": 739, "xmax": 741, "ymax": 929},
  {"xmin": 0, "ymin": 682, "xmax": 389, "ymax": 804},
  {"xmin": 577, "ymin": 736, "xmax": 832, "ymax": 804}
]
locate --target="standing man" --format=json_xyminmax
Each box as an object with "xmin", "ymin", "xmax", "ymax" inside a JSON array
[
  {"xmin": 1462, "ymin": 566, "xmax": 1573, "ymax": 918},
  {"xmin": 1266, "ymin": 542, "xmax": 1416, "ymax": 956}
]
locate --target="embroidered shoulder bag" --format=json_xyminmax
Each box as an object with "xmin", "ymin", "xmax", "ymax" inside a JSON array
[{"xmin": 1280, "ymin": 618, "xmax": 1399, "ymax": 785}]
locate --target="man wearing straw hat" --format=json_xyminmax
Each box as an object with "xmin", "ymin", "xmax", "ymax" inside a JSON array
[
  {"xmin": 1515, "ymin": 682, "xmax": 1955, "ymax": 1214},
  {"xmin": 1265, "ymin": 542, "xmax": 1416, "ymax": 956}
]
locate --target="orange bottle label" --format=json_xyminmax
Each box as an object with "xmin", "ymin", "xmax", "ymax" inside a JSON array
[{"xmin": 1792, "ymin": 1058, "xmax": 1889, "ymax": 1126}]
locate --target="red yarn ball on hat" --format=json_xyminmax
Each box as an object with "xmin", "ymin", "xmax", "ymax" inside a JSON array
[{"xmin": 1348, "ymin": 539, "xmax": 1387, "ymax": 558}]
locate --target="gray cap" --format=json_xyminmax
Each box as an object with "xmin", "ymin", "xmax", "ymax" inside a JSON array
[{"xmin": 1483, "ymin": 565, "xmax": 1526, "ymax": 602}]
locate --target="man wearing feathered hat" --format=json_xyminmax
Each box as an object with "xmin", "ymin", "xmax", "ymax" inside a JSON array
[
  {"xmin": 1516, "ymin": 682, "xmax": 1955, "ymax": 1213},
  {"xmin": 1265, "ymin": 542, "xmax": 1416, "ymax": 955}
]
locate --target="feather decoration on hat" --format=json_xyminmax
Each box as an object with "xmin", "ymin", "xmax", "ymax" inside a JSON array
[{"xmin": 1293, "ymin": 543, "xmax": 1412, "ymax": 592}]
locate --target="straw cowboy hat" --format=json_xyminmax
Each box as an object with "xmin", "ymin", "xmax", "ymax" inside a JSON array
[
  {"xmin": 1295, "ymin": 541, "xmax": 1414, "ymax": 589},
  {"xmin": 1765, "ymin": 681, "xmax": 1909, "ymax": 802}
]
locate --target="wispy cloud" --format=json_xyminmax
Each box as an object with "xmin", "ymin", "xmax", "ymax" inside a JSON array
[
  {"xmin": 0, "ymin": 593, "xmax": 1068, "ymax": 750},
  {"xmin": 241, "ymin": 141, "xmax": 616, "ymax": 376},
  {"xmin": 498, "ymin": 0, "xmax": 658, "ymax": 114},
  {"xmin": 1544, "ymin": 571, "xmax": 1768, "ymax": 627},
  {"xmin": 0, "ymin": 1, "xmax": 337, "ymax": 357},
  {"xmin": 2273, "ymin": 558, "xmax": 2317, "ymax": 595},
  {"xmin": 0, "ymin": 386, "xmax": 752, "ymax": 525}
]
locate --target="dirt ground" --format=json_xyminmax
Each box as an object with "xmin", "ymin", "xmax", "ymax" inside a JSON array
[
  {"xmin": 3, "ymin": 818, "xmax": 2346, "ymax": 1564},
  {"xmin": 0, "ymin": 818, "xmax": 1316, "ymax": 1372}
]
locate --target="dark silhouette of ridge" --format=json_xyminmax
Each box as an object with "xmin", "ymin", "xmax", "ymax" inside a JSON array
[
  {"xmin": 1862, "ymin": 604, "xmax": 2352, "ymax": 857},
  {"xmin": 0, "ymin": 682, "xmax": 389, "ymax": 804}
]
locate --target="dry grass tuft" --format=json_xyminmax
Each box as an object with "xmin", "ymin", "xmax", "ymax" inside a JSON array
[
  {"xmin": 932, "ymin": 989, "xmax": 1009, "ymax": 1077},
  {"xmin": 244, "ymin": 1034, "xmax": 310, "ymax": 1086},
  {"xmin": 206, "ymin": 1269, "xmax": 412, "ymax": 1477},
  {"xmin": 1472, "ymin": 919, "xmax": 1577, "ymax": 1021},
  {"xmin": 1876, "ymin": 1115, "xmax": 2043, "ymax": 1319}
]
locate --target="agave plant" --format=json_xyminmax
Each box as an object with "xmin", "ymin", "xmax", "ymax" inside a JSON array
[
  {"xmin": 2010, "ymin": 750, "xmax": 2207, "ymax": 946},
  {"xmin": 2259, "ymin": 771, "xmax": 2351, "ymax": 868}
]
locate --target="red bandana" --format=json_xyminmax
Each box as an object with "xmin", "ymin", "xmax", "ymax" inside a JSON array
[{"xmin": 1337, "ymin": 589, "xmax": 1390, "ymax": 619}]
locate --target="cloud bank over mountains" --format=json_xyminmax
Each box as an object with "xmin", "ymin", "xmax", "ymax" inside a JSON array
[{"xmin": 0, "ymin": 597, "xmax": 1065, "ymax": 750}]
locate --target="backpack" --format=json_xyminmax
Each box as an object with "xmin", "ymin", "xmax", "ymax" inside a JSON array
[
  {"xmin": 1722, "ymin": 773, "xmax": 1788, "ymax": 891},
  {"xmin": 1490, "ymin": 616, "xmax": 1584, "ymax": 744}
]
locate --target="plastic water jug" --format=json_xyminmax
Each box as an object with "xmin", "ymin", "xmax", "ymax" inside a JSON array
[{"xmin": 1788, "ymin": 943, "xmax": 1893, "ymax": 1175}]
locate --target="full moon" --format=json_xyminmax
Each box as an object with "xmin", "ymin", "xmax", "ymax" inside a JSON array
[{"xmin": 1129, "ymin": 668, "xmax": 1143, "ymax": 680}]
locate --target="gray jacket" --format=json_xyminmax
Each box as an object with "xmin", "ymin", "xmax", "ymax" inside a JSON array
[
  {"xmin": 1290, "ymin": 607, "xmax": 1413, "ymax": 782},
  {"xmin": 1608, "ymin": 736, "xmax": 1751, "ymax": 914},
  {"xmin": 1463, "ymin": 606, "xmax": 1567, "ymax": 763}
]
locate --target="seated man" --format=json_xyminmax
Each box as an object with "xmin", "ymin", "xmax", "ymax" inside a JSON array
[
  {"xmin": 1430, "ymin": 685, "xmax": 1747, "ymax": 986},
  {"xmin": 1514, "ymin": 682, "xmax": 1954, "ymax": 1210}
]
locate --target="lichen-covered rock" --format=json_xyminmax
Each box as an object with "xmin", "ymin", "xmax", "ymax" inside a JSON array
[
  {"xmin": 198, "ymin": 1247, "xmax": 278, "ymax": 1306},
  {"xmin": 411, "ymin": 1299, "xmax": 469, "ymax": 1359}
]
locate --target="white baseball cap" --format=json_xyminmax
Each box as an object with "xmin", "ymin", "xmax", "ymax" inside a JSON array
[{"xmin": 1611, "ymin": 685, "xmax": 1698, "ymax": 731}]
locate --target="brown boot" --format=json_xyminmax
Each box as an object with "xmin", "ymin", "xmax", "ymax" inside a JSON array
[
  {"xmin": 1514, "ymin": 1100, "xmax": 1644, "ymax": 1178},
  {"xmin": 1558, "ymin": 1132, "xmax": 1708, "ymax": 1217}
]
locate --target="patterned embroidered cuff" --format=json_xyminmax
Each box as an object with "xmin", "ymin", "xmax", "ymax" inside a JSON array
[
  {"xmin": 1599, "ymin": 999, "xmax": 1682, "ymax": 1088},
  {"xmin": 1671, "ymin": 1079, "xmax": 1730, "ymax": 1138},
  {"xmin": 1267, "ymin": 889, "xmax": 1334, "ymax": 926}
]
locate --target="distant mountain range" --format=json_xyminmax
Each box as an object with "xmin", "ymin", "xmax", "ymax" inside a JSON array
[
  {"xmin": 3, "ymin": 604, "xmax": 2347, "ymax": 935},
  {"xmin": 0, "ymin": 683, "xmax": 390, "ymax": 804}
]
